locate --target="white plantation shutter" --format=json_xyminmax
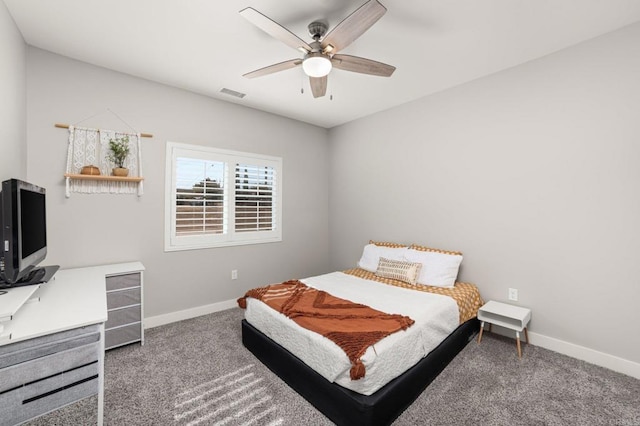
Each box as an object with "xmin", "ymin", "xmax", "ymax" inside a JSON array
[
  {"xmin": 235, "ymin": 164, "xmax": 276, "ymax": 233},
  {"xmin": 165, "ymin": 142, "xmax": 282, "ymax": 251},
  {"xmin": 175, "ymin": 158, "xmax": 227, "ymax": 236}
]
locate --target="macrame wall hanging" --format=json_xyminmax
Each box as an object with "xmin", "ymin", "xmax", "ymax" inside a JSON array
[{"xmin": 57, "ymin": 110, "xmax": 152, "ymax": 198}]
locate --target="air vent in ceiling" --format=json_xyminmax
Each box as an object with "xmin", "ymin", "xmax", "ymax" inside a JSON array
[{"xmin": 220, "ymin": 88, "xmax": 246, "ymax": 99}]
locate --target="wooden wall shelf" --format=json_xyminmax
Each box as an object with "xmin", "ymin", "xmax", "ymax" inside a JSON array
[{"xmin": 64, "ymin": 173, "xmax": 144, "ymax": 183}]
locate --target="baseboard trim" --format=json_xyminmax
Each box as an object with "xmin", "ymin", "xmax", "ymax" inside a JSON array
[
  {"xmin": 144, "ymin": 299, "xmax": 237, "ymax": 329},
  {"xmin": 487, "ymin": 326, "xmax": 640, "ymax": 380},
  {"xmin": 528, "ymin": 331, "xmax": 640, "ymax": 380}
]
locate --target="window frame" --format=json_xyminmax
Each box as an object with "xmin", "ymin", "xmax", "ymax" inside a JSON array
[{"xmin": 164, "ymin": 141, "xmax": 282, "ymax": 251}]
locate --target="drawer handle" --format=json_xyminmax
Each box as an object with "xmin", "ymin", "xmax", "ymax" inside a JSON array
[
  {"xmin": 107, "ymin": 285, "xmax": 140, "ymax": 293},
  {"xmin": 23, "ymin": 374, "xmax": 99, "ymax": 404},
  {"xmin": 0, "ymin": 360, "xmax": 98, "ymax": 396}
]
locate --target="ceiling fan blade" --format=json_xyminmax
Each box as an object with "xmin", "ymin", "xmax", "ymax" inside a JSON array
[
  {"xmin": 309, "ymin": 76, "xmax": 328, "ymax": 98},
  {"xmin": 243, "ymin": 59, "xmax": 302, "ymax": 79},
  {"xmin": 331, "ymin": 54, "xmax": 395, "ymax": 77},
  {"xmin": 321, "ymin": 0, "xmax": 386, "ymax": 53},
  {"xmin": 240, "ymin": 7, "xmax": 311, "ymax": 53}
]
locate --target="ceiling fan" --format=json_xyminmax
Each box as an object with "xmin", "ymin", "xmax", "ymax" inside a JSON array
[{"xmin": 239, "ymin": 0, "xmax": 396, "ymax": 98}]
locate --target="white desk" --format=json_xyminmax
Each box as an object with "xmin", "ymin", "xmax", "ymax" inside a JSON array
[
  {"xmin": 0, "ymin": 262, "xmax": 143, "ymax": 426},
  {"xmin": 0, "ymin": 285, "xmax": 40, "ymax": 325},
  {"xmin": 1, "ymin": 268, "xmax": 108, "ymax": 343}
]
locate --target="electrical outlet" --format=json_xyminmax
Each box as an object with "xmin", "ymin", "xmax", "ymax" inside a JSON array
[
  {"xmin": 231, "ymin": 270, "xmax": 238, "ymax": 280},
  {"xmin": 508, "ymin": 288, "xmax": 518, "ymax": 301}
]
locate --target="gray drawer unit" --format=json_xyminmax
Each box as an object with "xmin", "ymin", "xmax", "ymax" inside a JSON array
[
  {"xmin": 0, "ymin": 325, "xmax": 100, "ymax": 369},
  {"xmin": 105, "ymin": 305, "xmax": 141, "ymax": 330},
  {"xmin": 105, "ymin": 271, "xmax": 144, "ymax": 350},
  {"xmin": 105, "ymin": 323, "xmax": 142, "ymax": 349},
  {"xmin": 106, "ymin": 287, "xmax": 141, "ymax": 309},
  {"xmin": 106, "ymin": 273, "xmax": 140, "ymax": 291},
  {"xmin": 0, "ymin": 326, "xmax": 101, "ymax": 426}
]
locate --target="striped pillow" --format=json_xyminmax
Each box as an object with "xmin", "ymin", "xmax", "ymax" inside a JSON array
[
  {"xmin": 409, "ymin": 244, "xmax": 462, "ymax": 256},
  {"xmin": 375, "ymin": 257, "xmax": 422, "ymax": 285},
  {"xmin": 369, "ymin": 240, "xmax": 407, "ymax": 248}
]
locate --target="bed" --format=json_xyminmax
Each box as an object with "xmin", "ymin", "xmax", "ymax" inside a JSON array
[{"xmin": 239, "ymin": 242, "xmax": 483, "ymax": 425}]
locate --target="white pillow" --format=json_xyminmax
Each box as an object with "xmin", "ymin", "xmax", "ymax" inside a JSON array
[
  {"xmin": 357, "ymin": 244, "xmax": 408, "ymax": 273},
  {"xmin": 402, "ymin": 248, "xmax": 463, "ymax": 288}
]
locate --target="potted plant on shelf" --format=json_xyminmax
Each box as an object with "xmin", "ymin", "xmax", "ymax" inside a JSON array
[{"xmin": 107, "ymin": 136, "xmax": 131, "ymax": 177}]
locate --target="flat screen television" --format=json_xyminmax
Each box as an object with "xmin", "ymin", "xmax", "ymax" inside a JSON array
[{"xmin": 0, "ymin": 178, "xmax": 58, "ymax": 288}]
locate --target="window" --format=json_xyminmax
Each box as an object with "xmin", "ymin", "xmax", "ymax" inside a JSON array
[{"xmin": 165, "ymin": 142, "xmax": 282, "ymax": 251}]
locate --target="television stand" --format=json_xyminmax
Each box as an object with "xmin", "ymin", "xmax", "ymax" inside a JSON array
[{"xmin": 0, "ymin": 265, "xmax": 59, "ymax": 288}]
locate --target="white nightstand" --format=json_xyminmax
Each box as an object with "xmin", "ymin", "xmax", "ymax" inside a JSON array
[{"xmin": 477, "ymin": 300, "xmax": 531, "ymax": 358}]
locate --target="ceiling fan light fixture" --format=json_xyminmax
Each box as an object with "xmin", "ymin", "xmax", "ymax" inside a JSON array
[{"xmin": 302, "ymin": 53, "xmax": 332, "ymax": 77}]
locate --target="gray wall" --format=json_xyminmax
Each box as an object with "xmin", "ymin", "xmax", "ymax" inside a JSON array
[
  {"xmin": 26, "ymin": 48, "xmax": 330, "ymax": 318},
  {"xmin": 0, "ymin": 1, "xmax": 26, "ymax": 180},
  {"xmin": 328, "ymin": 23, "xmax": 640, "ymax": 365},
  {"xmin": 18, "ymin": 17, "xmax": 640, "ymax": 367}
]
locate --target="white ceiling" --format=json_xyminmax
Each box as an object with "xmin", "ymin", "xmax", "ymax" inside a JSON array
[{"xmin": 5, "ymin": 0, "xmax": 640, "ymax": 128}]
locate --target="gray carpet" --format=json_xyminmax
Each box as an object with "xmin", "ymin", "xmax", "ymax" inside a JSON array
[{"xmin": 26, "ymin": 308, "xmax": 640, "ymax": 425}]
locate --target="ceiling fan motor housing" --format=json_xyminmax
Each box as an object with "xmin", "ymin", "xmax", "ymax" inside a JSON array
[
  {"xmin": 308, "ymin": 40, "xmax": 323, "ymax": 53},
  {"xmin": 308, "ymin": 21, "xmax": 328, "ymax": 40}
]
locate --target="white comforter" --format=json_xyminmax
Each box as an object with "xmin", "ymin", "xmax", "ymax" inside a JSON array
[{"xmin": 244, "ymin": 271, "xmax": 460, "ymax": 395}]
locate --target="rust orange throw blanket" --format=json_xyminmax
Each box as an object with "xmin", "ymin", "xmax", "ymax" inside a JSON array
[{"xmin": 237, "ymin": 280, "xmax": 414, "ymax": 380}]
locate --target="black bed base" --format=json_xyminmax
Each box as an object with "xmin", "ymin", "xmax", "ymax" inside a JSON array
[{"xmin": 241, "ymin": 318, "xmax": 479, "ymax": 426}]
